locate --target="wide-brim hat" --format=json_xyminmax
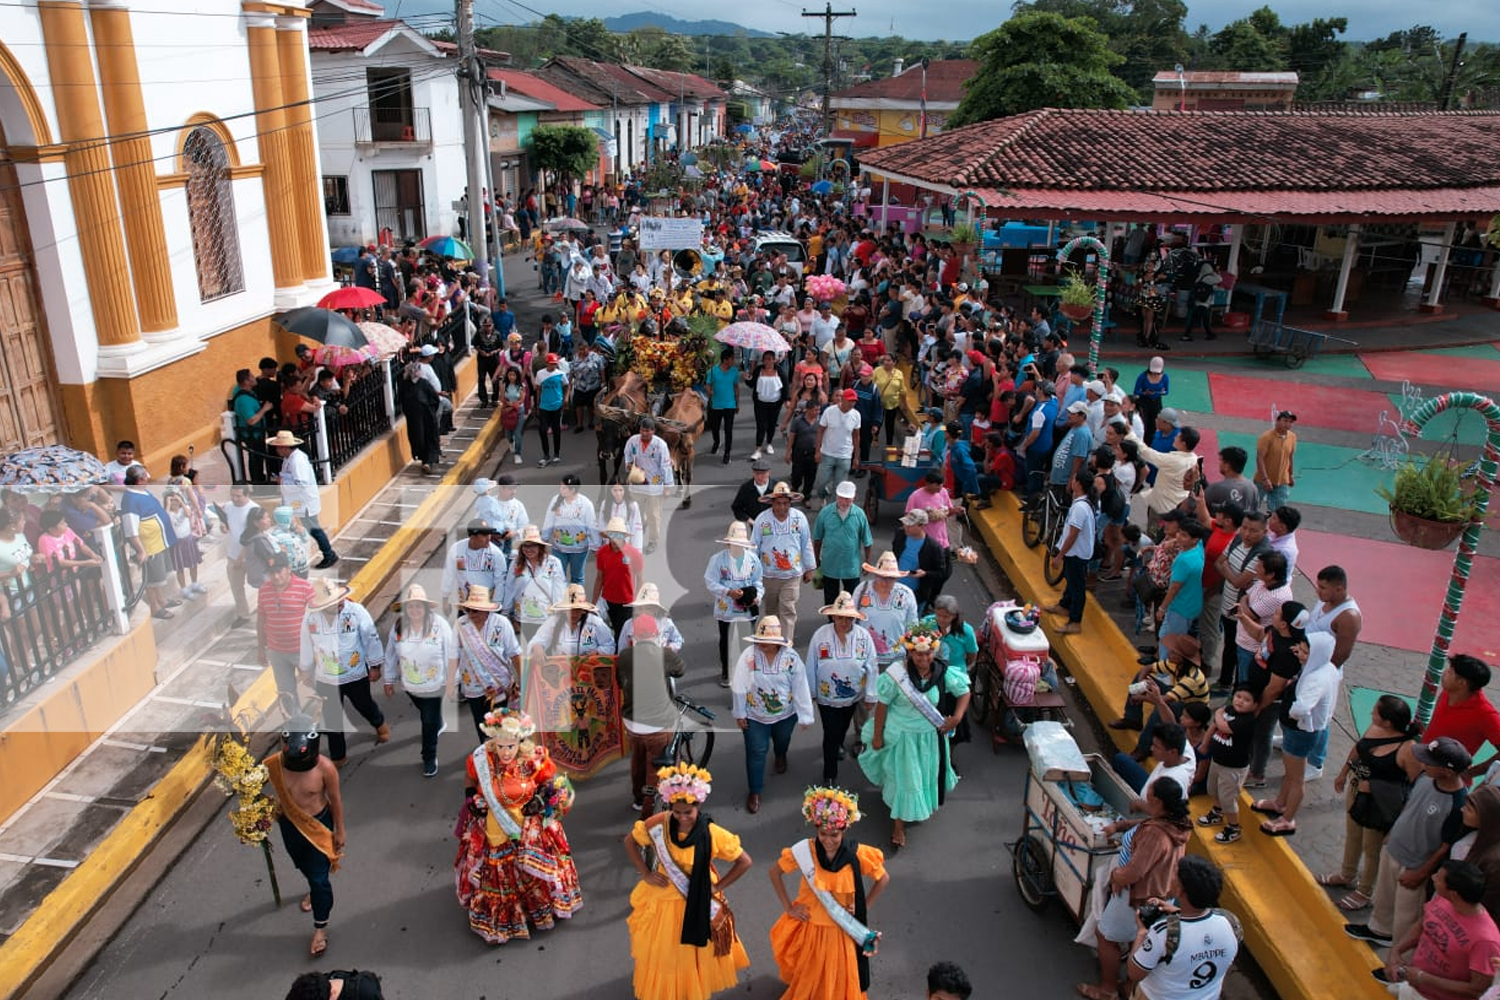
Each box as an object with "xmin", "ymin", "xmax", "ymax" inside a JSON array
[
  {"xmin": 861, "ymin": 551, "xmax": 908, "ymax": 578},
  {"xmin": 627, "ymin": 582, "xmax": 666, "ymax": 609},
  {"xmin": 548, "ymin": 583, "xmax": 597, "ymax": 615},
  {"xmin": 517, "ymin": 524, "xmax": 550, "ymax": 548},
  {"xmin": 743, "ymin": 615, "xmax": 792, "ymax": 646},
  {"xmin": 402, "ymin": 583, "xmax": 436, "ymax": 607},
  {"xmin": 759, "ymin": 481, "xmax": 803, "ymax": 503},
  {"xmin": 603, "ymin": 515, "xmax": 630, "ymax": 537},
  {"xmin": 267, "ymin": 430, "xmax": 303, "ymax": 448},
  {"xmin": 309, "ymin": 578, "xmax": 352, "ymax": 611},
  {"xmin": 627, "ymin": 466, "xmax": 647, "ymax": 486},
  {"xmin": 459, "ymin": 584, "xmax": 501, "ymax": 612},
  {"xmin": 719, "ymin": 521, "xmax": 753, "ymax": 548},
  {"xmin": 818, "ymin": 591, "xmax": 866, "ymax": 620}
]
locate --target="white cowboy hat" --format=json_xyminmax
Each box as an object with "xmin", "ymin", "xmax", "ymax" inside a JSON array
[
  {"xmin": 759, "ymin": 481, "xmax": 803, "ymax": 503},
  {"xmin": 267, "ymin": 430, "xmax": 304, "ymax": 448},
  {"xmin": 548, "ymin": 583, "xmax": 597, "ymax": 615},
  {"xmin": 604, "ymin": 516, "xmax": 631, "ymax": 537},
  {"xmin": 743, "ymin": 615, "xmax": 792, "ymax": 646},
  {"xmin": 308, "ymin": 578, "xmax": 352, "ymax": 611},
  {"xmin": 627, "ymin": 582, "xmax": 666, "ymax": 609},
  {"xmin": 459, "ymin": 584, "xmax": 501, "ymax": 613},
  {"xmin": 718, "ymin": 522, "xmax": 753, "ymax": 548},
  {"xmin": 861, "ymin": 551, "xmax": 909, "ymax": 578},
  {"xmin": 817, "ymin": 591, "xmax": 866, "ymax": 620},
  {"xmin": 516, "ymin": 524, "xmax": 550, "ymax": 548}
]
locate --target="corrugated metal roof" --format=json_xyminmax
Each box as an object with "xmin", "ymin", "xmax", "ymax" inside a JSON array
[{"xmin": 488, "ymin": 69, "xmax": 600, "ymax": 113}]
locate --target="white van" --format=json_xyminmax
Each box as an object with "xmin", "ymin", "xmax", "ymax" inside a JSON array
[{"xmin": 754, "ymin": 231, "xmax": 809, "ymax": 277}]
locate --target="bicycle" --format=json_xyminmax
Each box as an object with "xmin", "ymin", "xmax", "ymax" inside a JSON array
[
  {"xmin": 637, "ymin": 692, "xmax": 718, "ymax": 825},
  {"xmin": 1020, "ymin": 481, "xmax": 1069, "ymax": 586}
]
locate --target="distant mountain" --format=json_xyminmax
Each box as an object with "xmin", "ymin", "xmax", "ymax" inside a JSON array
[{"xmin": 602, "ymin": 11, "xmax": 774, "ymax": 37}]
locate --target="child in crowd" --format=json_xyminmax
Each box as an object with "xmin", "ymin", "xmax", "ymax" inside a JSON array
[
  {"xmin": 1121, "ymin": 523, "xmax": 1155, "ymax": 633},
  {"xmin": 36, "ymin": 509, "xmax": 101, "ymax": 572},
  {"xmin": 1199, "ymin": 685, "xmax": 1259, "ymax": 843},
  {"xmin": 164, "ymin": 490, "xmax": 205, "ymax": 599}
]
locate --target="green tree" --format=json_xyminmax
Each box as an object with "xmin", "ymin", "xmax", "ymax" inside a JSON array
[
  {"xmin": 1013, "ymin": 0, "xmax": 1190, "ymax": 97},
  {"xmin": 639, "ymin": 31, "xmax": 697, "ymax": 72},
  {"xmin": 951, "ymin": 11, "xmax": 1136, "ymax": 126},
  {"xmin": 529, "ymin": 124, "xmax": 598, "ymax": 187},
  {"xmin": 1207, "ymin": 20, "xmax": 1287, "ymax": 71}
]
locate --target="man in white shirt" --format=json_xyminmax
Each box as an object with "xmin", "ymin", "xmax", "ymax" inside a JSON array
[
  {"xmin": 1127, "ymin": 855, "xmax": 1240, "ymax": 1000},
  {"xmin": 810, "ymin": 301, "xmax": 840, "ymax": 350},
  {"xmin": 812, "ymin": 389, "xmax": 861, "ymax": 507},
  {"xmin": 622, "ymin": 417, "xmax": 675, "ymax": 554},
  {"xmin": 273, "ymin": 430, "xmax": 338, "ymax": 569},
  {"xmin": 222, "ymin": 483, "xmax": 257, "ymax": 627}
]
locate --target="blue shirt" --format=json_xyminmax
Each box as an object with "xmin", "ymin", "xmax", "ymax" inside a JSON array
[
  {"xmin": 1030, "ymin": 398, "xmax": 1058, "ymax": 455},
  {"xmin": 494, "ymin": 309, "xmax": 516, "ymax": 339},
  {"xmin": 1168, "ymin": 542, "xmax": 1205, "ymax": 619},
  {"xmin": 536, "ymin": 368, "xmax": 567, "ymax": 411},
  {"xmin": 1057, "ymin": 382, "xmax": 1087, "ymax": 430},
  {"xmin": 1050, "ymin": 424, "xmax": 1094, "ymax": 485},
  {"xmin": 707, "ymin": 364, "xmax": 740, "ymax": 410},
  {"xmin": 948, "ymin": 439, "xmax": 979, "ymax": 496}
]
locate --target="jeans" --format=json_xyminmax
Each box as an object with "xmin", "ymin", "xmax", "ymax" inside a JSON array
[
  {"xmin": 1184, "ymin": 304, "xmax": 1213, "ymax": 337},
  {"xmin": 300, "ymin": 512, "xmax": 335, "ymax": 561},
  {"xmin": 1159, "ymin": 609, "xmax": 1194, "ymax": 639},
  {"xmin": 743, "ymin": 714, "xmax": 797, "ymax": 794},
  {"xmin": 1023, "ymin": 452, "xmax": 1050, "ymax": 499},
  {"xmin": 817, "ymin": 703, "xmax": 858, "ymax": 783},
  {"xmin": 279, "ymin": 807, "xmax": 334, "ymax": 925},
  {"xmin": 1111, "ymin": 752, "xmax": 1150, "ymax": 793},
  {"xmin": 1218, "ymin": 616, "xmax": 1239, "ymax": 688},
  {"xmin": 537, "ymin": 407, "xmax": 563, "ymax": 460},
  {"xmin": 508, "ymin": 405, "xmax": 526, "ymax": 459},
  {"xmin": 407, "ymin": 692, "xmax": 443, "ymax": 768},
  {"xmin": 629, "ymin": 729, "xmax": 673, "ymax": 807},
  {"xmin": 1060, "ymin": 555, "xmax": 1088, "ymax": 623},
  {"xmin": 707, "ymin": 408, "xmax": 737, "ymax": 455},
  {"xmin": 1310, "ymin": 726, "xmax": 1330, "ymax": 770},
  {"xmin": 822, "ymin": 575, "xmax": 860, "ymax": 606},
  {"xmin": 1249, "ymin": 706, "xmax": 1282, "ymax": 778},
  {"xmin": 476, "ymin": 355, "xmax": 500, "ymax": 405},
  {"xmin": 753, "ymin": 399, "xmax": 781, "ymax": 448},
  {"xmin": 812, "ymin": 454, "xmax": 852, "ymax": 501},
  {"xmin": 316, "ymin": 677, "xmax": 385, "ymax": 762},
  {"xmin": 790, "ymin": 452, "xmax": 818, "ymax": 497},
  {"xmin": 1265, "ymin": 485, "xmax": 1291, "ymax": 513},
  {"xmin": 267, "ymin": 649, "xmax": 300, "ymax": 700},
  {"xmin": 1234, "ymin": 645, "xmax": 1256, "ymax": 685},
  {"xmin": 857, "ymin": 424, "xmax": 877, "ymax": 466},
  {"xmin": 556, "ymin": 548, "xmax": 588, "ymax": 585}
]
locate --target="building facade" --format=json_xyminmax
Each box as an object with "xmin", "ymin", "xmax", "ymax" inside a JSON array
[
  {"xmin": 1150, "ymin": 71, "xmax": 1299, "ymax": 111},
  {"xmin": 831, "ymin": 59, "xmax": 976, "ymax": 149}
]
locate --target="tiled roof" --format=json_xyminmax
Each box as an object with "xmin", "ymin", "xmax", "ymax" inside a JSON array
[
  {"xmin": 429, "ymin": 38, "xmax": 510, "ymax": 63},
  {"xmin": 307, "ymin": 18, "xmax": 404, "ymax": 52},
  {"xmin": 832, "ymin": 60, "xmax": 978, "ymax": 104},
  {"xmin": 537, "ymin": 56, "xmax": 669, "ymax": 107},
  {"xmin": 487, "ymin": 69, "xmax": 600, "ymax": 113},
  {"xmin": 858, "ymin": 108, "xmax": 1500, "ymax": 220},
  {"xmin": 624, "ymin": 65, "xmax": 727, "ymax": 102},
  {"xmin": 1151, "ymin": 71, "xmax": 1299, "ymax": 87}
]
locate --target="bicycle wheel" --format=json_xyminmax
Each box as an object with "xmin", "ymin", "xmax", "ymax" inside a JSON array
[
  {"xmin": 1043, "ymin": 541, "xmax": 1067, "ymax": 586},
  {"xmin": 677, "ymin": 728, "xmax": 715, "ymax": 770},
  {"xmin": 1020, "ymin": 495, "xmax": 1044, "ymax": 548}
]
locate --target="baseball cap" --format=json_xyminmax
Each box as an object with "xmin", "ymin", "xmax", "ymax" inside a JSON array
[
  {"xmin": 545, "ymin": 353, "xmax": 560, "ymax": 364},
  {"xmin": 956, "ymin": 282, "xmax": 969, "ymax": 292},
  {"xmin": 1085, "ymin": 380, "xmax": 1106, "ymax": 396},
  {"xmin": 1159, "ymin": 407, "xmax": 1182, "ymax": 427},
  {"xmin": 900, "ymin": 509, "xmax": 929, "ymax": 526},
  {"xmin": 751, "ymin": 457, "xmax": 772, "ymax": 472},
  {"xmin": 859, "ymin": 364, "xmax": 874, "ymax": 377},
  {"xmin": 1148, "ymin": 356, "xmax": 1165, "ymax": 373},
  {"xmin": 1067, "ymin": 401, "xmax": 1090, "ymax": 415},
  {"xmin": 841, "ymin": 388, "xmax": 858, "ymax": 401},
  {"xmin": 1412, "ymin": 737, "xmax": 1472, "ymax": 772},
  {"xmin": 419, "ymin": 344, "xmax": 438, "ymax": 357},
  {"xmin": 633, "ymin": 614, "xmax": 660, "ymax": 639},
  {"xmin": 1104, "ymin": 390, "xmax": 1125, "ymax": 404},
  {"xmin": 466, "ymin": 519, "xmax": 493, "ymax": 535},
  {"xmin": 1276, "ymin": 410, "xmax": 1298, "ymax": 422},
  {"xmin": 835, "ymin": 481, "xmax": 857, "ymax": 499}
]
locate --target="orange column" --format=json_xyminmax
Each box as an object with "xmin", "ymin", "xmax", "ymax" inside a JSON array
[
  {"xmin": 37, "ymin": 0, "xmax": 141, "ymax": 350},
  {"xmin": 89, "ymin": 0, "xmax": 178, "ymax": 337},
  {"xmin": 245, "ymin": 12, "xmax": 304, "ymax": 289},
  {"xmin": 276, "ymin": 15, "xmax": 329, "ymax": 283}
]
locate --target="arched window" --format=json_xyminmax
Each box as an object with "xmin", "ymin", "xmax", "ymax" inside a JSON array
[{"xmin": 183, "ymin": 126, "xmax": 243, "ymax": 301}]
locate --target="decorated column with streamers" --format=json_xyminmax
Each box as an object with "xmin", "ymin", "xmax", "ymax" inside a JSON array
[
  {"xmin": 1402, "ymin": 391, "xmax": 1500, "ymax": 727},
  {"xmin": 1055, "ymin": 237, "xmax": 1112, "ymax": 376}
]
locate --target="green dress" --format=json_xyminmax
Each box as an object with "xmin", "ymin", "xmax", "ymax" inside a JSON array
[{"xmin": 858, "ymin": 663, "xmax": 969, "ymax": 822}]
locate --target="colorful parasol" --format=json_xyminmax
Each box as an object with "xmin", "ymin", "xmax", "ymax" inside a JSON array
[
  {"xmin": 317, "ymin": 286, "xmax": 386, "ymax": 310},
  {"xmin": 544, "ymin": 217, "xmax": 592, "ymax": 233},
  {"xmin": 716, "ymin": 322, "xmax": 792, "ymax": 357},
  {"xmin": 0, "ymin": 445, "xmax": 111, "ymax": 493},
  {"xmin": 313, "ymin": 343, "xmax": 378, "ymax": 369},
  {"xmin": 357, "ymin": 321, "xmax": 408, "ymax": 358},
  {"xmin": 418, "ymin": 235, "xmax": 473, "ymax": 260}
]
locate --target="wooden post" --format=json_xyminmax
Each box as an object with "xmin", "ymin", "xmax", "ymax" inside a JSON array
[{"xmin": 1326, "ymin": 223, "xmax": 1360, "ymax": 321}]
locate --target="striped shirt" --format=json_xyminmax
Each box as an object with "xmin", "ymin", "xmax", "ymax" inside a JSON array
[{"xmin": 258, "ymin": 577, "xmax": 315, "ymax": 652}]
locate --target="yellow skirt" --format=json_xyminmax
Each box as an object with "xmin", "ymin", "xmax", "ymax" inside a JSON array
[
  {"xmin": 769, "ymin": 910, "xmax": 865, "ymax": 1000},
  {"xmin": 627, "ymin": 880, "xmax": 750, "ymax": 1000}
]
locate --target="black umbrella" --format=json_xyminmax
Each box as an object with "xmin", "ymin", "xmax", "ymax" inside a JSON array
[{"xmin": 274, "ymin": 307, "xmax": 368, "ymax": 348}]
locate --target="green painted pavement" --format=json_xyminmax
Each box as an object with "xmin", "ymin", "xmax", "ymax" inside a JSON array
[
  {"xmin": 1221, "ymin": 430, "xmax": 1394, "ymax": 515},
  {"xmin": 1206, "ymin": 352, "xmax": 1374, "ymax": 380},
  {"xmin": 1411, "ymin": 344, "xmax": 1500, "ymax": 361},
  {"xmin": 1348, "ymin": 686, "xmax": 1498, "ymax": 762},
  {"xmin": 1153, "ymin": 368, "xmax": 1213, "ymax": 418}
]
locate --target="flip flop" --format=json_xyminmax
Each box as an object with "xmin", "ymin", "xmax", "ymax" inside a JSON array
[
  {"xmin": 153, "ymin": 609, "xmax": 175, "ymax": 620},
  {"xmin": 1249, "ymin": 799, "xmax": 1283, "ymax": 817},
  {"xmin": 1260, "ymin": 819, "xmax": 1296, "ymax": 837},
  {"xmin": 1316, "ymin": 872, "xmax": 1354, "ymax": 888},
  {"xmin": 1076, "ymin": 984, "xmax": 1118, "ymax": 1000},
  {"xmin": 310, "ymin": 930, "xmax": 328, "ymax": 957}
]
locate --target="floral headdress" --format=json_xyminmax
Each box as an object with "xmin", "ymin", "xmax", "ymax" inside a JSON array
[
  {"xmin": 901, "ymin": 622, "xmax": 943, "ymax": 655},
  {"xmin": 657, "ymin": 762, "xmax": 712, "ymax": 804},
  {"xmin": 802, "ymin": 786, "xmax": 861, "ymax": 829},
  {"xmin": 481, "ymin": 708, "xmax": 536, "ymax": 741}
]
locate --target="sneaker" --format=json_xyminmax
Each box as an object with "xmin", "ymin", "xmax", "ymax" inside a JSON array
[
  {"xmin": 631, "ymin": 800, "xmax": 644, "ymax": 811},
  {"xmin": 550, "ymin": 456, "xmax": 562, "ymax": 466},
  {"xmin": 1244, "ymin": 775, "xmax": 1267, "ymax": 789},
  {"xmin": 538, "ymin": 457, "xmax": 549, "ymax": 468},
  {"xmin": 1344, "ymin": 923, "xmax": 1392, "ymax": 946},
  {"xmin": 422, "ymin": 761, "xmax": 438, "ymax": 778},
  {"xmin": 1304, "ymin": 765, "xmax": 1324, "ymax": 781},
  {"xmin": 314, "ymin": 554, "xmax": 339, "ymax": 570},
  {"xmin": 1272, "ymin": 732, "xmax": 1283, "ymax": 750},
  {"xmin": 1215, "ymin": 826, "xmax": 1242, "ymax": 844},
  {"xmin": 765, "ymin": 443, "xmax": 774, "ymax": 455},
  {"xmin": 514, "ymin": 454, "xmax": 523, "ymax": 465},
  {"xmin": 751, "ymin": 449, "xmax": 762, "ymax": 461},
  {"xmin": 437, "ymin": 717, "xmax": 448, "ymax": 739},
  {"xmin": 1197, "ymin": 809, "xmax": 1223, "ymax": 827},
  {"xmin": 182, "ymin": 588, "xmax": 202, "ymax": 601}
]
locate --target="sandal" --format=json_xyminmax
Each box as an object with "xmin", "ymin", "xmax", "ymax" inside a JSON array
[
  {"xmin": 1076, "ymin": 985, "xmax": 1118, "ymax": 1000},
  {"xmin": 1316, "ymin": 873, "xmax": 1354, "ymax": 888},
  {"xmin": 310, "ymin": 928, "xmax": 328, "ymax": 957},
  {"xmin": 1260, "ymin": 818, "xmax": 1297, "ymax": 837},
  {"xmin": 153, "ymin": 609, "xmax": 175, "ymax": 620},
  {"xmin": 1250, "ymin": 799, "xmax": 1283, "ymax": 817},
  {"xmin": 1338, "ymin": 891, "xmax": 1373, "ymax": 912}
]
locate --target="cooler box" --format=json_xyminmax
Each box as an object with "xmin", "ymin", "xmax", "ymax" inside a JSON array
[{"xmin": 985, "ymin": 602, "xmax": 1051, "ymax": 663}]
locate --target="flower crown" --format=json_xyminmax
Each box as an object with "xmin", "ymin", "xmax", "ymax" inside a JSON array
[
  {"xmin": 902, "ymin": 623, "xmax": 944, "ymax": 654},
  {"xmin": 480, "ymin": 708, "xmax": 536, "ymax": 741},
  {"xmin": 802, "ymin": 786, "xmax": 861, "ymax": 828},
  {"xmin": 657, "ymin": 762, "xmax": 712, "ymax": 804}
]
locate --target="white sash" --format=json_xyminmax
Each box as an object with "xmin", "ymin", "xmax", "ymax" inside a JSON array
[
  {"xmin": 790, "ymin": 839, "xmax": 879, "ymax": 953},
  {"xmin": 471, "ymin": 747, "xmax": 523, "ymax": 840},
  {"xmin": 459, "ymin": 617, "xmax": 513, "ymax": 693},
  {"xmin": 648, "ymin": 823, "xmax": 723, "ymax": 921},
  {"xmin": 888, "ymin": 663, "xmax": 947, "ymax": 729}
]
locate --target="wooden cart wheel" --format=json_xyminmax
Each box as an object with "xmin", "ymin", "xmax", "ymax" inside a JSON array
[
  {"xmin": 1013, "ymin": 834, "xmax": 1053, "ymax": 912},
  {"xmin": 969, "ymin": 651, "xmax": 992, "ymax": 726},
  {"xmin": 863, "ymin": 476, "xmax": 880, "ymax": 526},
  {"xmin": 1286, "ymin": 348, "xmax": 1307, "ymax": 369}
]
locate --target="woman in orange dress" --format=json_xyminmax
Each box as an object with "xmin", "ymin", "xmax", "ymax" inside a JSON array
[
  {"xmin": 768, "ymin": 787, "xmax": 889, "ymax": 1000},
  {"xmin": 624, "ymin": 763, "xmax": 753, "ymax": 1000},
  {"xmin": 455, "ymin": 709, "xmax": 582, "ymax": 944}
]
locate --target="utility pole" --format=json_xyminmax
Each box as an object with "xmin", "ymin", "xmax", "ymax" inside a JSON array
[
  {"xmin": 1439, "ymin": 32, "xmax": 1467, "ymax": 111},
  {"xmin": 456, "ymin": 0, "xmax": 501, "ymax": 296},
  {"xmin": 802, "ymin": 2, "xmax": 856, "ymax": 135}
]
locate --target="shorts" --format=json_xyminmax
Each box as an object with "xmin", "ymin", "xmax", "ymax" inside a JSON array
[
  {"xmin": 1210, "ymin": 761, "xmax": 1247, "ymax": 810},
  {"xmin": 1280, "ymin": 725, "xmax": 1318, "ymax": 759},
  {"xmin": 143, "ymin": 551, "xmax": 171, "ymax": 587},
  {"xmin": 1159, "ymin": 609, "xmax": 1194, "ymax": 638}
]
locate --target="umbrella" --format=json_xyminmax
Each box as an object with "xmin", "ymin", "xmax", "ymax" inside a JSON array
[
  {"xmin": 330, "ymin": 246, "xmax": 363, "ymax": 266},
  {"xmin": 274, "ymin": 307, "xmax": 368, "ymax": 348},
  {"xmin": 759, "ymin": 159, "xmax": 777, "ymax": 171},
  {"xmin": 314, "ymin": 343, "xmax": 379, "ymax": 369},
  {"xmin": 809, "ymin": 180, "xmax": 833, "ymax": 195},
  {"xmin": 357, "ymin": 321, "xmax": 408, "ymax": 358},
  {"xmin": 317, "ymin": 286, "xmax": 386, "ymax": 310},
  {"xmin": 716, "ymin": 322, "xmax": 791, "ymax": 357},
  {"xmin": 544, "ymin": 217, "xmax": 591, "ymax": 232},
  {"xmin": 734, "ymin": 124, "xmax": 754, "ymax": 134},
  {"xmin": 743, "ymin": 160, "xmax": 763, "ymax": 173},
  {"xmin": 418, "ymin": 235, "xmax": 473, "ymax": 260},
  {"xmin": 680, "ymin": 152, "xmax": 698, "ymax": 166},
  {"xmin": 0, "ymin": 445, "xmax": 110, "ymax": 494}
]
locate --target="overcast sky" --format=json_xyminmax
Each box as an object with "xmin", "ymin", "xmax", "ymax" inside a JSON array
[{"xmin": 445, "ymin": 0, "xmax": 1493, "ymax": 44}]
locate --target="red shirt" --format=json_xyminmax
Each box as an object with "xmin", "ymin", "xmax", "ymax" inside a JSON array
[
  {"xmin": 595, "ymin": 543, "xmax": 642, "ymax": 605},
  {"xmin": 1424, "ymin": 691, "xmax": 1500, "ymax": 756},
  {"xmin": 1202, "ymin": 525, "xmax": 1237, "ymax": 592},
  {"xmin": 258, "ymin": 576, "xmax": 315, "ymax": 652}
]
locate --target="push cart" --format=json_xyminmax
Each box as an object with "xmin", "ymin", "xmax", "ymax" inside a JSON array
[
  {"xmin": 1247, "ymin": 320, "xmax": 1358, "ymax": 369},
  {"xmin": 1009, "ymin": 722, "xmax": 1135, "ymax": 919},
  {"xmin": 861, "ymin": 450, "xmax": 941, "ymax": 526}
]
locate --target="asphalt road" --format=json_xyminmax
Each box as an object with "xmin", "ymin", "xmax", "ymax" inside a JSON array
[{"xmin": 59, "ymin": 469, "xmax": 1104, "ymax": 1000}]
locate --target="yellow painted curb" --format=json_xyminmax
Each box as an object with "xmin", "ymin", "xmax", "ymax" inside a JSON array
[
  {"xmin": 970, "ymin": 492, "xmax": 1385, "ymax": 1000},
  {"xmin": 0, "ymin": 403, "xmax": 510, "ymax": 999}
]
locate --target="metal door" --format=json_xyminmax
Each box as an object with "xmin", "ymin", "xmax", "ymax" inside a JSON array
[{"xmin": 371, "ymin": 169, "xmax": 426, "ymax": 242}]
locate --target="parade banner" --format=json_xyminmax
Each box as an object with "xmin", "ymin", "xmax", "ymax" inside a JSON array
[
  {"xmin": 638, "ymin": 216, "xmax": 704, "ymax": 251},
  {"xmin": 523, "ymin": 654, "xmax": 625, "ymax": 779}
]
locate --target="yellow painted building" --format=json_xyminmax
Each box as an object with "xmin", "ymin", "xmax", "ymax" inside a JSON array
[{"xmin": 830, "ymin": 58, "xmax": 975, "ymax": 149}]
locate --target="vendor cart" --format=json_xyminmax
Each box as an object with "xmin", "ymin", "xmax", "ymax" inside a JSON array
[
  {"xmin": 862, "ymin": 450, "xmax": 942, "ymax": 526},
  {"xmin": 1009, "ymin": 722, "xmax": 1135, "ymax": 919}
]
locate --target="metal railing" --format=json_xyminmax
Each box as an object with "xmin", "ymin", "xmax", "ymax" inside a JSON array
[
  {"xmin": 324, "ymin": 363, "xmax": 394, "ymax": 472},
  {"xmin": 353, "ymin": 106, "xmax": 431, "ymax": 145},
  {"xmin": 0, "ymin": 549, "xmax": 116, "ymax": 707}
]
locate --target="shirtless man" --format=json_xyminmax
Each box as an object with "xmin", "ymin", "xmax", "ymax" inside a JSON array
[{"xmin": 265, "ymin": 717, "xmax": 346, "ymax": 957}]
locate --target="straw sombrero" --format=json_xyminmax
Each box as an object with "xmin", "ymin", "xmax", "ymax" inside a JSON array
[
  {"xmin": 818, "ymin": 591, "xmax": 866, "ymax": 620},
  {"xmin": 759, "ymin": 481, "xmax": 803, "ymax": 503},
  {"xmin": 548, "ymin": 583, "xmax": 597, "ymax": 614},
  {"xmin": 718, "ymin": 522, "xmax": 753, "ymax": 548},
  {"xmin": 308, "ymin": 578, "xmax": 352, "ymax": 611},
  {"xmin": 517, "ymin": 524, "xmax": 550, "ymax": 548},
  {"xmin": 627, "ymin": 582, "xmax": 666, "ymax": 610},
  {"xmin": 459, "ymin": 584, "xmax": 501, "ymax": 613},
  {"xmin": 743, "ymin": 615, "xmax": 791, "ymax": 646},
  {"xmin": 861, "ymin": 551, "xmax": 909, "ymax": 578},
  {"xmin": 402, "ymin": 583, "xmax": 435, "ymax": 606},
  {"xmin": 603, "ymin": 516, "xmax": 631, "ymax": 537},
  {"xmin": 267, "ymin": 430, "xmax": 304, "ymax": 448}
]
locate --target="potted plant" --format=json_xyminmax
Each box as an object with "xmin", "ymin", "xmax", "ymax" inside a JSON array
[
  {"xmin": 1376, "ymin": 455, "xmax": 1486, "ymax": 550},
  {"xmin": 949, "ymin": 221, "xmax": 980, "ymax": 257},
  {"xmin": 1057, "ymin": 273, "xmax": 1097, "ymax": 323}
]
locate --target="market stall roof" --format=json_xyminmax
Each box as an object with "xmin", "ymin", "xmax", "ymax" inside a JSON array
[{"xmin": 858, "ymin": 107, "xmax": 1500, "ymax": 223}]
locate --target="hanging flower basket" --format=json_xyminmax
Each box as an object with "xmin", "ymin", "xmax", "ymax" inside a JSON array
[
  {"xmin": 1058, "ymin": 302, "xmax": 1095, "ymax": 322},
  {"xmin": 1389, "ymin": 507, "xmax": 1467, "ymax": 550}
]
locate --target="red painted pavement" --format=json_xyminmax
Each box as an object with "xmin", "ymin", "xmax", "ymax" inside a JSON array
[
  {"xmin": 1295, "ymin": 529, "xmax": 1500, "ymax": 658},
  {"xmin": 1207, "ymin": 373, "xmax": 1392, "ymax": 433},
  {"xmin": 1360, "ymin": 353, "xmax": 1500, "ymax": 395}
]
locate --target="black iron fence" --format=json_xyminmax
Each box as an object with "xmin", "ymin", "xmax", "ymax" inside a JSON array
[
  {"xmin": 325, "ymin": 363, "xmax": 393, "ymax": 472},
  {"xmin": 0, "ymin": 557, "xmax": 114, "ymax": 707}
]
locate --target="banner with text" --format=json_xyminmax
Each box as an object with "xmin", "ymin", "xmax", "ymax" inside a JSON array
[{"xmin": 638, "ymin": 216, "xmax": 704, "ymax": 251}]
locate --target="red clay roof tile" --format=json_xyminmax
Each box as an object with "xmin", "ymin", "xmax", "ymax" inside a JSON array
[{"xmin": 833, "ymin": 60, "xmax": 978, "ymax": 104}]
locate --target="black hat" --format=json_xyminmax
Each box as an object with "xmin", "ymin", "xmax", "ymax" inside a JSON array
[
  {"xmin": 280, "ymin": 715, "xmax": 321, "ymax": 773},
  {"xmin": 1412, "ymin": 737, "xmax": 1472, "ymax": 772},
  {"xmin": 466, "ymin": 519, "xmax": 494, "ymax": 535}
]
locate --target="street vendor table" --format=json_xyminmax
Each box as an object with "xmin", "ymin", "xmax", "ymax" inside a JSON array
[{"xmin": 862, "ymin": 450, "xmax": 943, "ymax": 526}]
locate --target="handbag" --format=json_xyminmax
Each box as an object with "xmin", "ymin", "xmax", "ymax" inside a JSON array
[
  {"xmin": 501, "ymin": 403, "xmax": 521, "ymax": 431},
  {"xmin": 1349, "ymin": 778, "xmax": 1409, "ymax": 833}
]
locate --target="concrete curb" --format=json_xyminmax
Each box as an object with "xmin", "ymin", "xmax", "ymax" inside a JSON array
[{"xmin": 0, "ymin": 400, "xmax": 511, "ymax": 1000}]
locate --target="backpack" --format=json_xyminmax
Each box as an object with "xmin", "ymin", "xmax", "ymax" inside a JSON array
[
  {"xmin": 1099, "ymin": 471, "xmax": 1127, "ymax": 520},
  {"xmin": 329, "ymin": 970, "xmax": 385, "ymax": 1000}
]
